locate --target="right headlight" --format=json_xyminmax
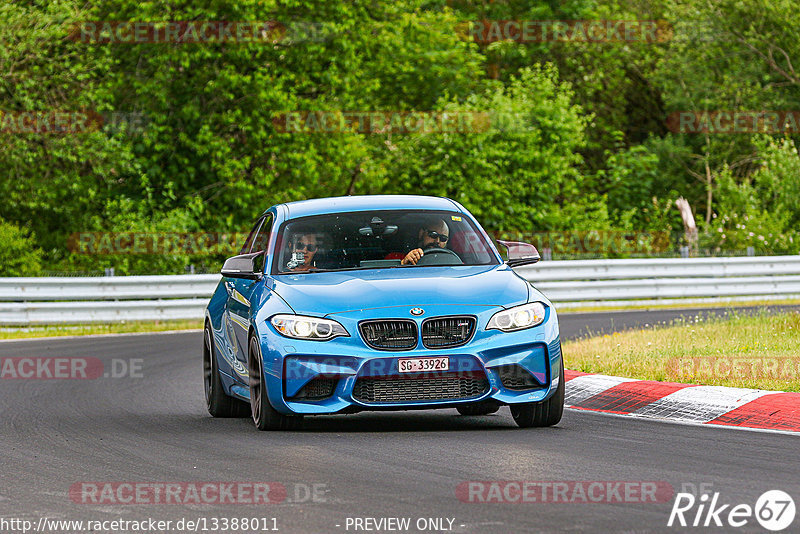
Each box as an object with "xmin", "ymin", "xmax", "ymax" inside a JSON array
[
  {"xmin": 486, "ymin": 302, "xmax": 546, "ymax": 332},
  {"xmin": 270, "ymin": 314, "xmax": 349, "ymax": 341}
]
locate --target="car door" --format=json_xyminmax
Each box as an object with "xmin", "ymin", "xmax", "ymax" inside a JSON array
[
  {"xmin": 226, "ymin": 214, "xmax": 273, "ymax": 371},
  {"xmin": 220, "ymin": 216, "xmax": 263, "ymax": 375}
]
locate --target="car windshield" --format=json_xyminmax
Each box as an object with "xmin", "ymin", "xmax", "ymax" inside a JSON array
[{"xmin": 273, "ymin": 210, "xmax": 498, "ymax": 274}]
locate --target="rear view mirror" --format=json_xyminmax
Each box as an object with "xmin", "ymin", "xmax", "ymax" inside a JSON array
[
  {"xmin": 358, "ymin": 216, "xmax": 398, "ymax": 237},
  {"xmin": 221, "ymin": 251, "xmax": 265, "ymax": 280},
  {"xmin": 497, "ymin": 240, "xmax": 540, "ymax": 267}
]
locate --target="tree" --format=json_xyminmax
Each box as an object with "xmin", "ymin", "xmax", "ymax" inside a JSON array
[{"xmin": 383, "ymin": 65, "xmax": 604, "ymax": 234}]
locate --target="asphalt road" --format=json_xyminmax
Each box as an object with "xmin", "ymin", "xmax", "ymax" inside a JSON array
[{"xmin": 1, "ymin": 308, "xmax": 799, "ymax": 534}]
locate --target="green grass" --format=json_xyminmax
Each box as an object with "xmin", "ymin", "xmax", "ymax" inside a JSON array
[
  {"xmin": 558, "ymin": 297, "xmax": 800, "ymax": 314},
  {"xmin": 564, "ymin": 310, "xmax": 800, "ymax": 391},
  {"xmin": 0, "ymin": 320, "xmax": 203, "ymax": 340}
]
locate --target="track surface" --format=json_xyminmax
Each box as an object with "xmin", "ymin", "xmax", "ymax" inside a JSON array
[{"xmin": 2, "ymin": 307, "xmax": 799, "ymax": 533}]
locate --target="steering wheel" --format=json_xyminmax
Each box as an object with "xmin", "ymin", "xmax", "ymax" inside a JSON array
[{"xmin": 415, "ymin": 248, "xmax": 463, "ymax": 266}]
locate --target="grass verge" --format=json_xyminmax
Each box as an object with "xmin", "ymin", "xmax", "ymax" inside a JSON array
[
  {"xmin": 558, "ymin": 298, "xmax": 800, "ymax": 314},
  {"xmin": 563, "ymin": 310, "xmax": 800, "ymax": 392},
  {"xmin": 0, "ymin": 320, "xmax": 203, "ymax": 340}
]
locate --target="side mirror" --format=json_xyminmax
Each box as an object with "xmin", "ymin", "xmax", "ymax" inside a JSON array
[
  {"xmin": 221, "ymin": 251, "xmax": 265, "ymax": 280},
  {"xmin": 497, "ymin": 240, "xmax": 540, "ymax": 267}
]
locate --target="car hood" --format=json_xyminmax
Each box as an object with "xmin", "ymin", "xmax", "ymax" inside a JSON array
[{"xmin": 270, "ymin": 265, "xmax": 530, "ymax": 316}]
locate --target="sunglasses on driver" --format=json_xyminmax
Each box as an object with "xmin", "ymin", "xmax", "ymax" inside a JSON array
[
  {"xmin": 293, "ymin": 242, "xmax": 318, "ymax": 252},
  {"xmin": 425, "ymin": 230, "xmax": 449, "ymax": 243}
]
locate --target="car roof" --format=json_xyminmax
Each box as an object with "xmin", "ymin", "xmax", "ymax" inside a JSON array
[{"xmin": 278, "ymin": 195, "xmax": 462, "ymax": 219}]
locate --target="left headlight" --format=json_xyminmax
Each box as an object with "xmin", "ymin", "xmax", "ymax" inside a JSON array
[
  {"xmin": 486, "ymin": 302, "xmax": 546, "ymax": 332},
  {"xmin": 270, "ymin": 314, "xmax": 349, "ymax": 341}
]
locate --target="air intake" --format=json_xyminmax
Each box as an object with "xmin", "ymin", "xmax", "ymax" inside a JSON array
[{"xmin": 359, "ymin": 320, "xmax": 418, "ymax": 350}]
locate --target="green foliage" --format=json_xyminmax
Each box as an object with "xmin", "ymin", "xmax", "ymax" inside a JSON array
[
  {"xmin": 602, "ymin": 143, "xmax": 682, "ymax": 233},
  {"xmin": 58, "ymin": 197, "xmax": 224, "ymax": 275},
  {"xmin": 3, "ymin": 0, "xmax": 800, "ymax": 275},
  {"xmin": 0, "ymin": 218, "xmax": 43, "ymax": 276},
  {"xmin": 701, "ymin": 138, "xmax": 800, "ymax": 254},
  {"xmin": 385, "ymin": 65, "xmax": 596, "ymax": 233},
  {"xmin": 0, "ymin": 0, "xmax": 138, "ymax": 260}
]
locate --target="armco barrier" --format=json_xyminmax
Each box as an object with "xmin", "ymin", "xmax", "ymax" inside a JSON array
[
  {"xmin": 515, "ymin": 255, "xmax": 800, "ymax": 308},
  {"xmin": 1, "ymin": 256, "xmax": 799, "ymax": 324}
]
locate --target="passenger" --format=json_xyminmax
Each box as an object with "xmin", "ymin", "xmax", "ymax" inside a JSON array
[{"xmin": 288, "ymin": 233, "xmax": 318, "ymax": 271}]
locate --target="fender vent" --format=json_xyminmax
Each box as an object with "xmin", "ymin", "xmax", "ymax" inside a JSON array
[
  {"xmin": 290, "ymin": 377, "xmax": 337, "ymax": 400},
  {"xmin": 496, "ymin": 365, "xmax": 544, "ymax": 390}
]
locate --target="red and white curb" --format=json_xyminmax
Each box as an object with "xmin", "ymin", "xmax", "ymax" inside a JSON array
[{"xmin": 564, "ymin": 370, "xmax": 800, "ymax": 433}]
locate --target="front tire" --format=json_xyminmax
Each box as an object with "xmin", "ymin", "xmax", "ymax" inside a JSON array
[
  {"xmin": 510, "ymin": 359, "xmax": 564, "ymax": 428},
  {"xmin": 204, "ymin": 324, "xmax": 250, "ymax": 418},
  {"xmin": 248, "ymin": 334, "xmax": 303, "ymax": 431}
]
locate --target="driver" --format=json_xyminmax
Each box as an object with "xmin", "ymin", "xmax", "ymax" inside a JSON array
[
  {"xmin": 287, "ymin": 233, "xmax": 318, "ymax": 271},
  {"xmin": 401, "ymin": 219, "xmax": 449, "ymax": 265}
]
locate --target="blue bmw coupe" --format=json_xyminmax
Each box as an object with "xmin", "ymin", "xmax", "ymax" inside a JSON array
[{"xmin": 204, "ymin": 195, "xmax": 563, "ymax": 430}]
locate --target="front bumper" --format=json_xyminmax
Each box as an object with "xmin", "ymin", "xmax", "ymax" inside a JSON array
[{"xmin": 236, "ymin": 305, "xmax": 562, "ymax": 415}]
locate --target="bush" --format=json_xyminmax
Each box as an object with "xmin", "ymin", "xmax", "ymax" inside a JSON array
[
  {"xmin": 701, "ymin": 138, "xmax": 800, "ymax": 254},
  {"xmin": 0, "ymin": 218, "xmax": 44, "ymax": 276},
  {"xmin": 385, "ymin": 65, "xmax": 596, "ymax": 234},
  {"xmin": 54, "ymin": 197, "xmax": 234, "ymax": 276}
]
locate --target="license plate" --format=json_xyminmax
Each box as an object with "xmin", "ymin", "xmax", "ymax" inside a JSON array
[{"xmin": 398, "ymin": 357, "xmax": 449, "ymax": 373}]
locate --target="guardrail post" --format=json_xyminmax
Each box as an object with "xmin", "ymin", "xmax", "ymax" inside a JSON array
[
  {"xmin": 747, "ymin": 246, "xmax": 755, "ymax": 257},
  {"xmin": 104, "ymin": 267, "xmax": 115, "ymax": 277},
  {"xmin": 680, "ymin": 246, "xmax": 689, "ymax": 258}
]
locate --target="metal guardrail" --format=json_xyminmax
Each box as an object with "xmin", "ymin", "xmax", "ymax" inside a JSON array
[
  {"xmin": 515, "ymin": 255, "xmax": 800, "ymax": 281},
  {"xmin": 1, "ymin": 256, "xmax": 799, "ymax": 324},
  {"xmin": 0, "ymin": 275, "xmax": 220, "ymax": 301},
  {"xmin": 515, "ymin": 255, "xmax": 800, "ymax": 308},
  {"xmin": 0, "ymin": 299, "xmax": 209, "ymax": 325},
  {"xmin": 0, "ymin": 274, "xmax": 220, "ymax": 325}
]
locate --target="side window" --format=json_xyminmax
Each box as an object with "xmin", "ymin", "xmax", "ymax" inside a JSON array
[
  {"xmin": 251, "ymin": 214, "xmax": 274, "ymax": 273},
  {"xmin": 239, "ymin": 217, "xmax": 265, "ymax": 254},
  {"xmin": 251, "ymin": 214, "xmax": 273, "ymax": 254}
]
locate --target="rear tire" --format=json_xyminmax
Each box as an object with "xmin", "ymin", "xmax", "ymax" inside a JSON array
[
  {"xmin": 204, "ymin": 324, "xmax": 250, "ymax": 418},
  {"xmin": 248, "ymin": 334, "xmax": 303, "ymax": 431},
  {"xmin": 510, "ymin": 359, "xmax": 564, "ymax": 428},
  {"xmin": 456, "ymin": 403, "xmax": 500, "ymax": 416}
]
